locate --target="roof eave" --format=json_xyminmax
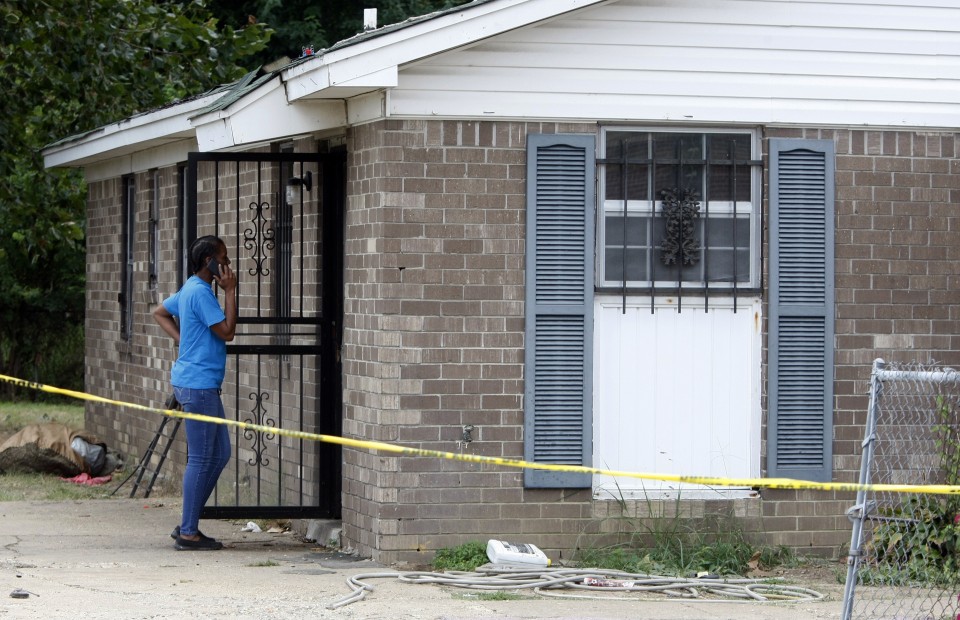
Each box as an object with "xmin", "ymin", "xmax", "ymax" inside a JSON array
[
  {"xmin": 42, "ymin": 93, "xmax": 225, "ymax": 169},
  {"xmin": 282, "ymin": 0, "xmax": 609, "ymax": 101},
  {"xmin": 43, "ymin": 0, "xmax": 613, "ymax": 168}
]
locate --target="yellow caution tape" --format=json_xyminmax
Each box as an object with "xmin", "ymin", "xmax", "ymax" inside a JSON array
[{"xmin": 3, "ymin": 372, "xmax": 959, "ymax": 495}]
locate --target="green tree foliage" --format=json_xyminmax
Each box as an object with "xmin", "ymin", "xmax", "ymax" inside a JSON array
[
  {"xmin": 0, "ymin": 0, "xmax": 269, "ymax": 397},
  {"xmin": 202, "ymin": 0, "xmax": 472, "ymax": 67}
]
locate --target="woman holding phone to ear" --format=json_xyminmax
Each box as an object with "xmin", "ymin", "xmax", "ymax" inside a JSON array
[{"xmin": 152, "ymin": 235, "xmax": 237, "ymax": 550}]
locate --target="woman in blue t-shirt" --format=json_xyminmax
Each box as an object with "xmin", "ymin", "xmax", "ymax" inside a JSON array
[{"xmin": 152, "ymin": 235, "xmax": 237, "ymax": 551}]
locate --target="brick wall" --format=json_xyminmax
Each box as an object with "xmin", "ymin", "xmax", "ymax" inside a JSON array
[
  {"xmin": 83, "ymin": 140, "xmax": 326, "ymax": 502},
  {"xmin": 85, "ymin": 169, "xmax": 183, "ymax": 481},
  {"xmin": 341, "ymin": 119, "xmax": 598, "ymax": 563},
  {"xmin": 83, "ymin": 122, "xmax": 959, "ymax": 566},
  {"xmin": 341, "ymin": 121, "xmax": 960, "ymax": 565},
  {"xmin": 758, "ymin": 127, "xmax": 960, "ymax": 556}
]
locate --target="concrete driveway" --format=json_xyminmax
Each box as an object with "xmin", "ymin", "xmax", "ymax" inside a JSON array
[{"xmin": 0, "ymin": 499, "xmax": 844, "ymax": 619}]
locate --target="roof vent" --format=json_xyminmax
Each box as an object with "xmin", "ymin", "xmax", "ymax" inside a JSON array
[{"xmin": 363, "ymin": 8, "xmax": 377, "ymax": 30}]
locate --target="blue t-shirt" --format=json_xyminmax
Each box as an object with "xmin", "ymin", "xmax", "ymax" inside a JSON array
[{"xmin": 162, "ymin": 276, "xmax": 227, "ymax": 389}]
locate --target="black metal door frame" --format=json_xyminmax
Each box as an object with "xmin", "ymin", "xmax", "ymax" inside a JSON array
[
  {"xmin": 318, "ymin": 150, "xmax": 346, "ymax": 515},
  {"xmin": 185, "ymin": 150, "xmax": 343, "ymax": 520}
]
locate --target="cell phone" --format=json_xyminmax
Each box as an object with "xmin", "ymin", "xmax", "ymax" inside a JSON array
[{"xmin": 207, "ymin": 257, "xmax": 221, "ymax": 279}]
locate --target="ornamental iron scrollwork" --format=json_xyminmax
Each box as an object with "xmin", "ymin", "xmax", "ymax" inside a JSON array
[
  {"xmin": 659, "ymin": 187, "xmax": 701, "ymax": 267},
  {"xmin": 243, "ymin": 200, "xmax": 276, "ymax": 276},
  {"xmin": 244, "ymin": 391, "xmax": 276, "ymax": 466}
]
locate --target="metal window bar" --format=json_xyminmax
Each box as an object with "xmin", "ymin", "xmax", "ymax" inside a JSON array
[
  {"xmin": 730, "ymin": 140, "xmax": 739, "ymax": 313},
  {"xmin": 673, "ymin": 140, "xmax": 684, "ymax": 313},
  {"xmin": 703, "ymin": 141, "xmax": 711, "ymax": 311},
  {"xmin": 842, "ymin": 358, "xmax": 960, "ymax": 620},
  {"xmin": 149, "ymin": 170, "xmax": 159, "ymax": 291},
  {"xmin": 649, "ymin": 139, "xmax": 656, "ymax": 314},
  {"xmin": 120, "ymin": 176, "xmax": 135, "ymax": 341},
  {"xmin": 597, "ymin": 137, "xmax": 761, "ymax": 311},
  {"xmin": 620, "ymin": 140, "xmax": 629, "ymax": 314}
]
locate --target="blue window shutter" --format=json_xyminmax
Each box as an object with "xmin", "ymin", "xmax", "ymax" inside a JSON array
[
  {"xmin": 768, "ymin": 138, "xmax": 835, "ymax": 482},
  {"xmin": 524, "ymin": 134, "xmax": 595, "ymax": 488}
]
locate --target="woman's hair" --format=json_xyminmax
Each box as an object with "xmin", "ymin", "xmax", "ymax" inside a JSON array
[{"xmin": 188, "ymin": 235, "xmax": 224, "ymax": 275}]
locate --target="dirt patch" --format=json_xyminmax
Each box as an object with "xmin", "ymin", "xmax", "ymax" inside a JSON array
[{"xmin": 748, "ymin": 558, "xmax": 847, "ymax": 599}]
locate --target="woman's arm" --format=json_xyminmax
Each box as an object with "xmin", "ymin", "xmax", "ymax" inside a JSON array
[{"xmin": 152, "ymin": 304, "xmax": 180, "ymax": 345}]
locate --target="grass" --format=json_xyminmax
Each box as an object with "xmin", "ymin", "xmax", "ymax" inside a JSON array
[
  {"xmin": 0, "ymin": 401, "xmax": 85, "ymax": 438},
  {"xmin": 575, "ymin": 538, "xmax": 800, "ymax": 577},
  {"xmin": 0, "ymin": 472, "xmax": 116, "ymax": 501},
  {"xmin": 574, "ymin": 506, "xmax": 806, "ymax": 578},
  {"xmin": 0, "ymin": 400, "xmax": 121, "ymax": 501}
]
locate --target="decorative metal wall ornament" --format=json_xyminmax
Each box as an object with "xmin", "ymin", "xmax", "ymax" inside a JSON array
[
  {"xmin": 243, "ymin": 200, "xmax": 276, "ymax": 276},
  {"xmin": 659, "ymin": 187, "xmax": 702, "ymax": 266},
  {"xmin": 244, "ymin": 390, "xmax": 276, "ymax": 466}
]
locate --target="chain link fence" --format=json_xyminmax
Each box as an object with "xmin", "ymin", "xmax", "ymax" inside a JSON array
[{"xmin": 843, "ymin": 359, "xmax": 960, "ymax": 620}]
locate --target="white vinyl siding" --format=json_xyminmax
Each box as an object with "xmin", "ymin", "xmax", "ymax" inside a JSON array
[{"xmin": 392, "ymin": 0, "xmax": 960, "ymax": 127}]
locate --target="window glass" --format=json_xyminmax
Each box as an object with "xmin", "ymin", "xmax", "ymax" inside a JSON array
[
  {"xmin": 599, "ymin": 129, "xmax": 758, "ymax": 290},
  {"xmin": 604, "ymin": 131, "xmax": 649, "ymax": 201},
  {"xmin": 121, "ymin": 175, "xmax": 135, "ymax": 340},
  {"xmin": 707, "ymin": 134, "xmax": 752, "ymax": 202}
]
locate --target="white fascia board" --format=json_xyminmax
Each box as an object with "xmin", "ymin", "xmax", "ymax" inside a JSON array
[
  {"xmin": 347, "ymin": 91, "xmax": 386, "ymax": 125},
  {"xmin": 42, "ymin": 93, "xmax": 224, "ymax": 169},
  {"xmin": 194, "ymin": 118, "xmax": 236, "ymax": 151},
  {"xmin": 230, "ymin": 91, "xmax": 347, "ymax": 145},
  {"xmin": 83, "ymin": 139, "xmax": 199, "ymax": 182},
  {"xmin": 193, "ymin": 84, "xmax": 347, "ymax": 151},
  {"xmin": 285, "ymin": 66, "xmax": 399, "ymax": 100},
  {"xmin": 282, "ymin": 0, "xmax": 609, "ymax": 102}
]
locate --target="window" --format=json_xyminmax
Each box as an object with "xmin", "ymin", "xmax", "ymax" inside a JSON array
[
  {"xmin": 525, "ymin": 132, "xmax": 835, "ymax": 492},
  {"xmin": 148, "ymin": 170, "xmax": 159, "ymax": 293},
  {"xmin": 598, "ymin": 129, "xmax": 760, "ymax": 293},
  {"xmin": 177, "ymin": 164, "xmax": 188, "ymax": 286},
  {"xmin": 120, "ymin": 175, "xmax": 135, "ymax": 341}
]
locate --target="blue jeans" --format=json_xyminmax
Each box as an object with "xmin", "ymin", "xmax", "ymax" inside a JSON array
[{"xmin": 173, "ymin": 386, "xmax": 230, "ymax": 537}]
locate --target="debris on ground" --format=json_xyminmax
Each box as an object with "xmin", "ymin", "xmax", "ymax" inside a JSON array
[{"xmin": 0, "ymin": 422, "xmax": 122, "ymax": 477}]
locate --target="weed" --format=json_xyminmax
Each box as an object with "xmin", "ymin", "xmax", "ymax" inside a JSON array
[
  {"xmin": 575, "ymin": 546, "xmax": 662, "ymax": 574},
  {"xmin": 247, "ymin": 560, "xmax": 280, "ymax": 567},
  {"xmin": 432, "ymin": 541, "xmax": 488, "ymax": 572},
  {"xmin": 575, "ymin": 486, "xmax": 801, "ymax": 577},
  {"xmin": 863, "ymin": 396, "xmax": 960, "ymax": 586},
  {"xmin": 692, "ymin": 538, "xmax": 754, "ymax": 575},
  {"xmin": 758, "ymin": 544, "xmax": 798, "ymax": 568}
]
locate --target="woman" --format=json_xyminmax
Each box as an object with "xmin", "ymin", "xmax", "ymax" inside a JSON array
[{"xmin": 152, "ymin": 235, "xmax": 237, "ymax": 550}]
